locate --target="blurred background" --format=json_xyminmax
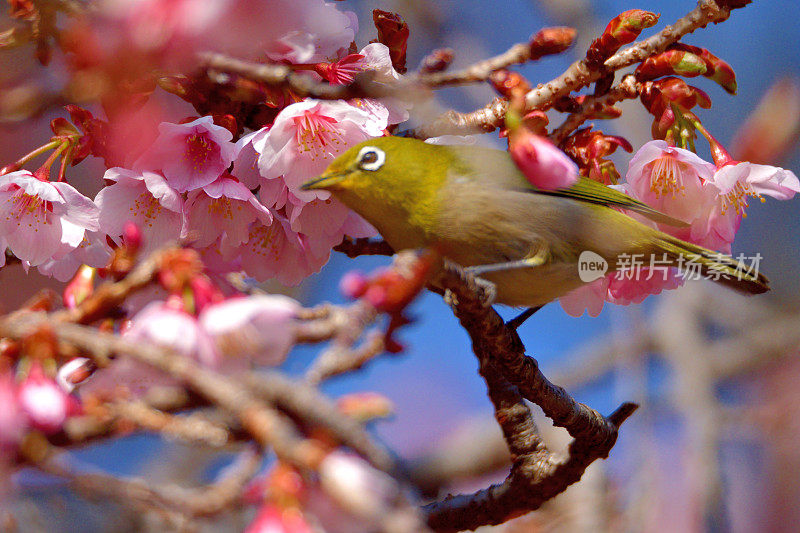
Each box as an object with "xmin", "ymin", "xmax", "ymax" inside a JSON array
[{"xmin": 2, "ymin": 0, "xmax": 799, "ymax": 531}]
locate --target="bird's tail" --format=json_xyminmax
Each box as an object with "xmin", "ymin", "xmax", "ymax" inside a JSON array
[{"xmin": 655, "ymin": 234, "xmax": 770, "ymax": 294}]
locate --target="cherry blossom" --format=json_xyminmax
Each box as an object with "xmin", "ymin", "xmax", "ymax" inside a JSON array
[
  {"xmin": 95, "ymin": 168, "xmax": 184, "ymax": 253},
  {"xmin": 558, "ymin": 277, "xmax": 610, "ymax": 318},
  {"xmin": 185, "ymin": 173, "xmax": 273, "ymax": 249},
  {"xmin": 706, "ymin": 161, "xmax": 800, "ymax": 247},
  {"xmin": 287, "ymin": 196, "xmax": 375, "ymax": 258},
  {"xmin": 35, "ymin": 231, "xmax": 112, "ymax": 282},
  {"xmin": 82, "ymin": 298, "xmax": 219, "ymax": 396},
  {"xmin": 624, "ymin": 140, "xmax": 722, "ymax": 247},
  {"xmin": 17, "ymin": 362, "xmax": 80, "ymax": 435},
  {"xmin": 238, "ymin": 216, "xmax": 317, "ymax": 286},
  {"xmin": 254, "ymin": 100, "xmax": 387, "ymax": 201},
  {"xmin": 318, "ymin": 451, "xmax": 399, "ymax": 521},
  {"xmin": 0, "ymin": 170, "xmax": 100, "ymax": 266},
  {"xmin": 262, "ymin": 0, "xmax": 358, "ymax": 63},
  {"xmin": 133, "ymin": 116, "xmax": 237, "ymax": 193},
  {"xmin": 200, "ymin": 295, "xmax": 300, "ymax": 367},
  {"xmin": 231, "ymin": 128, "xmax": 269, "ymax": 190},
  {"xmin": 509, "ymin": 131, "xmax": 579, "ymax": 190}
]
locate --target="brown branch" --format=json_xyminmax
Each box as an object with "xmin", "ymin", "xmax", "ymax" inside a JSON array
[
  {"xmin": 303, "ymin": 301, "xmax": 383, "ymax": 384},
  {"xmin": 54, "ymin": 246, "xmax": 176, "ymax": 325},
  {"xmin": 407, "ymin": 0, "xmax": 743, "ymax": 139},
  {"xmin": 27, "ymin": 440, "xmax": 262, "ymax": 519},
  {"xmin": 0, "ymin": 314, "xmax": 325, "ymax": 471},
  {"xmin": 550, "ymin": 74, "xmax": 641, "ymax": 144},
  {"xmin": 305, "ymin": 330, "xmax": 386, "ymax": 385},
  {"xmin": 200, "ymin": 52, "xmax": 392, "ymax": 101},
  {"xmin": 418, "ymin": 43, "xmax": 533, "ymax": 88},
  {"xmin": 243, "ymin": 370, "xmax": 398, "ymax": 475},
  {"xmin": 419, "ymin": 262, "xmax": 637, "ymax": 531},
  {"xmin": 334, "ymin": 237, "xmax": 395, "ymax": 258},
  {"xmin": 437, "ymin": 262, "xmax": 635, "ymax": 445}
]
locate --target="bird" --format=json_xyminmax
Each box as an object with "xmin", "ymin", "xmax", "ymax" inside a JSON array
[{"xmin": 301, "ymin": 136, "xmax": 769, "ymax": 308}]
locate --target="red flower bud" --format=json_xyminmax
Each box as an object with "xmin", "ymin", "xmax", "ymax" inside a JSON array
[
  {"xmin": 419, "ymin": 48, "xmax": 454, "ymax": 74},
  {"xmin": 636, "ymin": 50, "xmax": 707, "ymax": 81},
  {"xmin": 372, "ymin": 9, "xmax": 409, "ymax": 73},
  {"xmin": 529, "ymin": 27, "xmax": 576, "ymax": 60},
  {"xmin": 489, "ymin": 69, "xmax": 531, "ymax": 100},
  {"xmin": 669, "ymin": 44, "xmax": 737, "ymax": 94},
  {"xmin": 587, "ymin": 10, "xmax": 660, "ymax": 64}
]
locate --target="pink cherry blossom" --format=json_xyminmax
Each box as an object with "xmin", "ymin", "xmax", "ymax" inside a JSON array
[
  {"xmin": 231, "ymin": 128, "xmax": 269, "ymax": 190},
  {"xmin": 200, "ymin": 295, "xmax": 300, "ymax": 367},
  {"xmin": 623, "ymin": 140, "xmax": 727, "ymax": 249},
  {"xmin": 185, "ymin": 173, "xmax": 273, "ymax": 249},
  {"xmin": 509, "ymin": 131, "xmax": 579, "ymax": 190},
  {"xmin": 318, "ymin": 451, "xmax": 399, "ymax": 521},
  {"xmin": 254, "ymin": 99, "xmax": 387, "ymax": 201},
  {"xmin": 262, "ymin": 0, "xmax": 358, "ymax": 63},
  {"xmin": 345, "ymin": 43, "xmax": 409, "ymax": 125},
  {"xmin": 706, "ymin": 161, "xmax": 800, "ymax": 248},
  {"xmin": 287, "ymin": 194, "xmax": 377, "ymax": 263},
  {"xmin": 0, "ymin": 170, "xmax": 100, "ymax": 266},
  {"xmin": 36, "ymin": 231, "xmax": 112, "ymax": 282},
  {"xmin": 95, "ymin": 168, "xmax": 184, "ymax": 253},
  {"xmin": 82, "ymin": 299, "xmax": 219, "ymax": 397},
  {"xmin": 559, "ymin": 277, "xmax": 609, "ymax": 318},
  {"xmin": 128, "ymin": 300, "xmax": 220, "ymax": 367},
  {"xmin": 18, "ymin": 363, "xmax": 80, "ymax": 435},
  {"xmin": 607, "ymin": 268, "xmax": 684, "ymax": 305},
  {"xmin": 134, "ymin": 116, "xmax": 237, "ymax": 192},
  {"xmin": 238, "ymin": 216, "xmax": 316, "ymax": 286}
]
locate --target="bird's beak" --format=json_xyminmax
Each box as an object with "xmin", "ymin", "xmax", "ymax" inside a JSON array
[{"xmin": 301, "ymin": 171, "xmax": 349, "ymax": 191}]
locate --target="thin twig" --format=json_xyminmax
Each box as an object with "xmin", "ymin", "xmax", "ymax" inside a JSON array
[
  {"xmin": 407, "ymin": 0, "xmax": 742, "ymax": 139},
  {"xmin": 550, "ymin": 75, "xmax": 641, "ymax": 144}
]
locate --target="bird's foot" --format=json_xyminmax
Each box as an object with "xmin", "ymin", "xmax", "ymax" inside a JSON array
[{"xmin": 472, "ymin": 276, "xmax": 497, "ymax": 307}]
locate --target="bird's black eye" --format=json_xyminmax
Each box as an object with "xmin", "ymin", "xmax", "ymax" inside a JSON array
[{"xmin": 356, "ymin": 146, "xmax": 385, "ymax": 171}]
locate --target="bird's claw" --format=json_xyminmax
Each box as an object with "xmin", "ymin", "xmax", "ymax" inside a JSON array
[{"xmin": 472, "ymin": 276, "xmax": 497, "ymax": 307}]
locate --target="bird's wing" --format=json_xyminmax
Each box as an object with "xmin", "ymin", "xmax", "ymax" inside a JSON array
[
  {"xmin": 448, "ymin": 145, "xmax": 690, "ymax": 228},
  {"xmin": 536, "ymin": 178, "xmax": 691, "ymax": 228}
]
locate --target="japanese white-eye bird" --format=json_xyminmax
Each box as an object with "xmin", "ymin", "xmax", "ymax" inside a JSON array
[{"xmin": 301, "ymin": 136, "xmax": 769, "ymax": 307}]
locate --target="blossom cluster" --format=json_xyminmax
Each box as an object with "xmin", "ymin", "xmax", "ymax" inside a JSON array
[
  {"xmin": 559, "ymin": 140, "xmax": 799, "ymax": 317},
  {"xmin": 1, "ymin": 4, "xmax": 417, "ymax": 285}
]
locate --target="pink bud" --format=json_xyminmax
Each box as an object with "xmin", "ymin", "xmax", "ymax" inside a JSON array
[
  {"xmin": 510, "ymin": 130, "xmax": 580, "ymax": 190},
  {"xmin": 339, "ymin": 271, "xmax": 369, "ymax": 299},
  {"xmin": 122, "ymin": 221, "xmax": 143, "ymax": 253},
  {"xmin": 18, "ymin": 363, "xmax": 80, "ymax": 434}
]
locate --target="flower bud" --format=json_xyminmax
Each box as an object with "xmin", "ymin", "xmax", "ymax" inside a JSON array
[
  {"xmin": 372, "ymin": 10, "xmax": 409, "ymax": 73},
  {"xmin": 529, "ymin": 27, "xmax": 576, "ymax": 60},
  {"xmin": 669, "ymin": 44, "xmax": 737, "ymax": 94},
  {"xmin": 636, "ymin": 50, "xmax": 707, "ymax": 81},
  {"xmin": 587, "ymin": 10, "xmax": 660, "ymax": 64},
  {"xmin": 419, "ymin": 48, "xmax": 454, "ymax": 73}
]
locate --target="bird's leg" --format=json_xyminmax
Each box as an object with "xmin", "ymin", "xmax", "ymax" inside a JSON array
[
  {"xmin": 505, "ymin": 305, "xmax": 544, "ymax": 330},
  {"xmin": 466, "ymin": 241, "xmax": 549, "ymax": 276}
]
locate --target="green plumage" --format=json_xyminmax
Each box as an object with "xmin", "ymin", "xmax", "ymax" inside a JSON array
[{"xmin": 303, "ymin": 136, "xmax": 769, "ymax": 307}]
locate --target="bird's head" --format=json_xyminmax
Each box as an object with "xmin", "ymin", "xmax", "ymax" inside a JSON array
[{"xmin": 301, "ymin": 136, "xmax": 450, "ymax": 214}]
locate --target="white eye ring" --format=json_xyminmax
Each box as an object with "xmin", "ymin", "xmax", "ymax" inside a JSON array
[{"xmin": 356, "ymin": 146, "xmax": 385, "ymax": 171}]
